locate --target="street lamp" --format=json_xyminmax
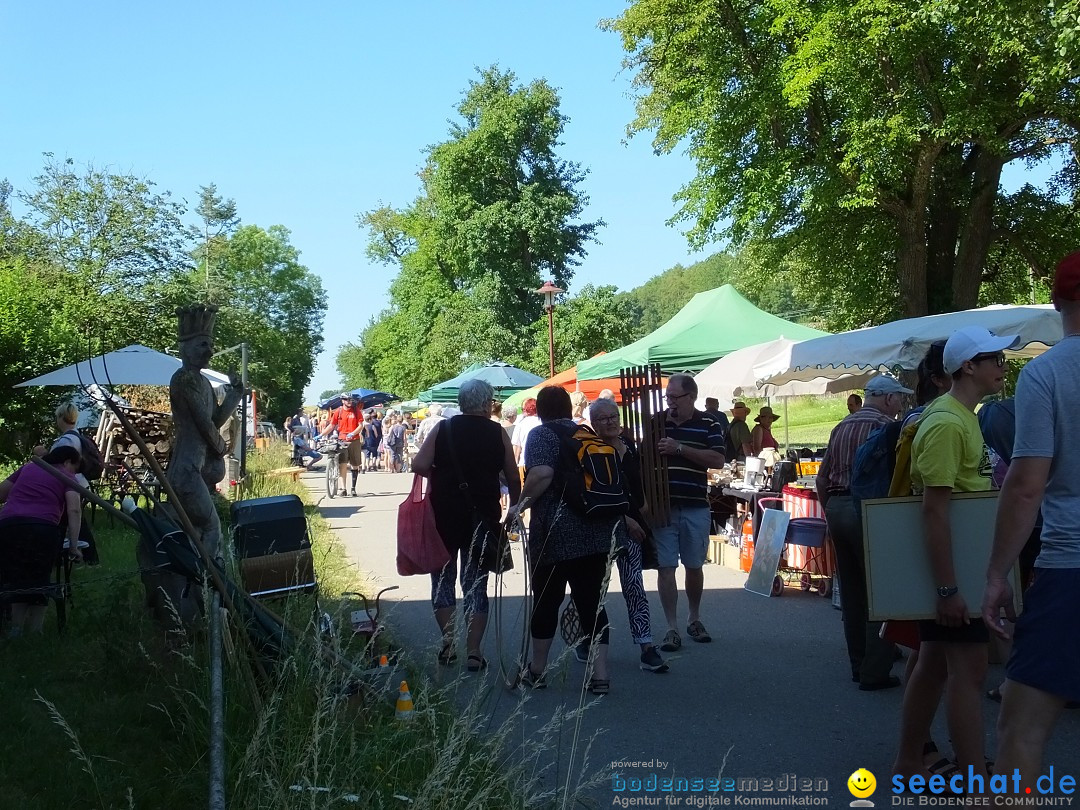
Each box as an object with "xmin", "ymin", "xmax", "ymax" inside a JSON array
[{"xmin": 534, "ymin": 280, "xmax": 564, "ymax": 379}]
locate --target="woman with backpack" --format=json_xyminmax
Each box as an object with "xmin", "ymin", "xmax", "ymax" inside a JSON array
[{"xmin": 506, "ymin": 386, "xmax": 628, "ymax": 695}]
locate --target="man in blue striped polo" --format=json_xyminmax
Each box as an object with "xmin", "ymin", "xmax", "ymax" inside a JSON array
[{"xmin": 654, "ymin": 374, "xmax": 727, "ymax": 651}]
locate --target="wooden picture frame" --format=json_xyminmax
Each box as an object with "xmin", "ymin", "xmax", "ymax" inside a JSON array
[{"xmin": 861, "ymin": 491, "xmax": 1022, "ymax": 621}]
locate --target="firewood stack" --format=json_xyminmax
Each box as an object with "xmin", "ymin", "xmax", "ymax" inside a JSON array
[{"xmin": 96, "ymin": 407, "xmax": 173, "ymax": 472}]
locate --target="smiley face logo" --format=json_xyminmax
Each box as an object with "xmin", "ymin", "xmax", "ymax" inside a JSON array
[{"xmin": 847, "ymin": 768, "xmax": 876, "ymax": 798}]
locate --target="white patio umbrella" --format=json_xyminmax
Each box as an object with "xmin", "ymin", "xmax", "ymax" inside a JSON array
[
  {"xmin": 16, "ymin": 344, "xmax": 231, "ymax": 388},
  {"xmin": 694, "ymin": 337, "xmax": 878, "ymax": 403},
  {"xmin": 753, "ymin": 304, "xmax": 1061, "ymax": 387}
]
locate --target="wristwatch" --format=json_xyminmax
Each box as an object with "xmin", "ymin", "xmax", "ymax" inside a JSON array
[
  {"xmin": 936, "ymin": 585, "xmax": 959, "ymax": 598},
  {"xmin": 676, "ymin": 443, "xmax": 684, "ymax": 456}
]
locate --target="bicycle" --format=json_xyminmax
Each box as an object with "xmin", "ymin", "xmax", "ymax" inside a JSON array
[{"xmin": 317, "ymin": 438, "xmax": 344, "ymax": 498}]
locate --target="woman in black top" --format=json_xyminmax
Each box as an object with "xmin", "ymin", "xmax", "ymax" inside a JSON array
[{"xmin": 412, "ymin": 379, "xmax": 520, "ymax": 671}]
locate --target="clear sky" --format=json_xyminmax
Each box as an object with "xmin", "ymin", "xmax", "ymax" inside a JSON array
[{"xmin": 4, "ymin": 2, "xmax": 713, "ymax": 402}]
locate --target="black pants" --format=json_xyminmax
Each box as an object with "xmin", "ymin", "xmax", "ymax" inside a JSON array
[
  {"xmin": 825, "ymin": 496, "xmax": 894, "ymax": 684},
  {"xmin": 531, "ymin": 553, "xmax": 610, "ymax": 644}
]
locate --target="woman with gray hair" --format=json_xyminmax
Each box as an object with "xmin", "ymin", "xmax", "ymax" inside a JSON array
[
  {"xmin": 412, "ymin": 378, "xmax": 521, "ymax": 670},
  {"xmin": 588, "ymin": 397, "xmax": 667, "ymax": 673}
]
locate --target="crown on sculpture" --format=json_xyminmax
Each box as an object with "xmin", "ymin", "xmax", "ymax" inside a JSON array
[{"xmin": 176, "ymin": 304, "xmax": 218, "ymax": 342}]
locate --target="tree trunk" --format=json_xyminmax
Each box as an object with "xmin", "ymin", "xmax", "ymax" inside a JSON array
[{"xmin": 953, "ymin": 152, "xmax": 1005, "ymax": 310}]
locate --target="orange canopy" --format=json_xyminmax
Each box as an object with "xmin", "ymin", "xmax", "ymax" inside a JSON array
[{"xmin": 502, "ymin": 354, "xmax": 624, "ymax": 408}]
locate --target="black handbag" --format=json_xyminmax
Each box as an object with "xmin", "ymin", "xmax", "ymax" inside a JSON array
[{"xmin": 443, "ymin": 419, "xmax": 513, "ymax": 574}]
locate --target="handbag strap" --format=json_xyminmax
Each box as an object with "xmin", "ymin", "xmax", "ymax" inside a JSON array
[{"xmin": 441, "ymin": 418, "xmax": 476, "ymax": 511}]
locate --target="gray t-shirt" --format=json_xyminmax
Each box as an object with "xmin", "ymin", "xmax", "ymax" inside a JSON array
[{"xmin": 1011, "ymin": 336, "xmax": 1080, "ymax": 568}]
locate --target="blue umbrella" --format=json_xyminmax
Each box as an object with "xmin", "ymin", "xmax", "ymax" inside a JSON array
[{"xmin": 318, "ymin": 389, "xmax": 397, "ymax": 410}]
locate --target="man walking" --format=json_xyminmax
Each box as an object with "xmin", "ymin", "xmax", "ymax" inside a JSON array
[
  {"xmin": 891, "ymin": 325, "xmax": 1019, "ymax": 782},
  {"xmin": 653, "ymin": 374, "xmax": 726, "ymax": 651},
  {"xmin": 982, "ymin": 251, "xmax": 1080, "ymax": 790},
  {"xmin": 817, "ymin": 375, "xmax": 910, "ymax": 689}
]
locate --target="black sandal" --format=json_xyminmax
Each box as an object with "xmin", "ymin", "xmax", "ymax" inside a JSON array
[
  {"xmin": 587, "ymin": 678, "xmax": 610, "ymax": 696},
  {"xmin": 466, "ymin": 654, "xmax": 488, "ymax": 672},
  {"xmin": 438, "ymin": 643, "xmax": 457, "ymax": 666}
]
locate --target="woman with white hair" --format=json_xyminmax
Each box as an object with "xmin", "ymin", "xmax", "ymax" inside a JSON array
[{"xmin": 412, "ymin": 379, "xmax": 520, "ymax": 670}]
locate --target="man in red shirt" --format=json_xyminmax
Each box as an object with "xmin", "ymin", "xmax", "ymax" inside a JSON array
[{"xmin": 320, "ymin": 392, "xmax": 365, "ymax": 496}]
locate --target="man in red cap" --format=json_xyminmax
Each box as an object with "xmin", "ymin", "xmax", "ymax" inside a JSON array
[{"xmin": 982, "ymin": 250, "xmax": 1080, "ymax": 790}]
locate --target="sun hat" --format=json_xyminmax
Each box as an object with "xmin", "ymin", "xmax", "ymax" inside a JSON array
[
  {"xmin": 731, "ymin": 401, "xmax": 749, "ymax": 413},
  {"xmin": 942, "ymin": 327, "xmax": 1021, "ymax": 374},
  {"xmin": 754, "ymin": 406, "xmax": 779, "ymax": 423}
]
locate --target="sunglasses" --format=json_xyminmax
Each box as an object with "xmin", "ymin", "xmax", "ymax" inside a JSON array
[{"xmin": 971, "ymin": 352, "xmax": 1006, "ymax": 368}]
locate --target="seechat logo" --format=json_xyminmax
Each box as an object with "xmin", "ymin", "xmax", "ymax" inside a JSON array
[{"xmin": 848, "ymin": 768, "xmax": 877, "ymax": 807}]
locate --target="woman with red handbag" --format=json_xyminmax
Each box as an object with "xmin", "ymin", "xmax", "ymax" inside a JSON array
[{"xmin": 412, "ymin": 379, "xmax": 520, "ymax": 672}]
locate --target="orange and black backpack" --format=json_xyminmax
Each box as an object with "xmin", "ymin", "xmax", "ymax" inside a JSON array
[{"xmin": 547, "ymin": 422, "xmax": 630, "ymax": 519}]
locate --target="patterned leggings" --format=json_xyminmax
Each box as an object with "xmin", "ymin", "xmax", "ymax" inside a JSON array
[{"xmin": 615, "ymin": 538, "xmax": 652, "ymax": 646}]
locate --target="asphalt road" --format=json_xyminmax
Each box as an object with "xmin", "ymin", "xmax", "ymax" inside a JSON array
[{"xmin": 303, "ymin": 468, "xmax": 1079, "ymax": 808}]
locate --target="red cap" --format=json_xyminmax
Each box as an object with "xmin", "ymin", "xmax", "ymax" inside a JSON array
[{"xmin": 1053, "ymin": 251, "xmax": 1080, "ymax": 302}]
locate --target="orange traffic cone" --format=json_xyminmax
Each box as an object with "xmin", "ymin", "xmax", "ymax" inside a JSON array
[
  {"xmin": 395, "ymin": 680, "xmax": 415, "ymax": 719},
  {"xmin": 378, "ymin": 654, "xmax": 389, "ymax": 669}
]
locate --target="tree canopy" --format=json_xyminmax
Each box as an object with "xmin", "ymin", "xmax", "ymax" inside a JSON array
[
  {"xmin": 606, "ymin": 0, "xmax": 1079, "ymax": 327},
  {"xmin": 345, "ymin": 66, "xmax": 603, "ymax": 394},
  {"xmin": 0, "ymin": 157, "xmax": 326, "ymax": 461}
]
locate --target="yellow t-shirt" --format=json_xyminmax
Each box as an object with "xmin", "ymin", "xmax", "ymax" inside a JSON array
[{"xmin": 910, "ymin": 394, "xmax": 992, "ymax": 493}]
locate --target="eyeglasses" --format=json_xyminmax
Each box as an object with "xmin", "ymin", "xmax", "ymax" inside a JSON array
[
  {"xmin": 665, "ymin": 392, "xmax": 692, "ymax": 402},
  {"xmin": 594, "ymin": 415, "xmax": 620, "ymax": 424},
  {"xmin": 971, "ymin": 352, "xmax": 1006, "ymax": 368}
]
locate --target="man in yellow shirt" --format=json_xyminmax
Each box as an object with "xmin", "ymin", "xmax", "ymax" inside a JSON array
[{"xmin": 892, "ymin": 326, "xmax": 1019, "ymax": 783}]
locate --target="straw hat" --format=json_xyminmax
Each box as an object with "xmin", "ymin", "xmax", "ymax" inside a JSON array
[{"xmin": 754, "ymin": 406, "xmax": 779, "ymax": 424}]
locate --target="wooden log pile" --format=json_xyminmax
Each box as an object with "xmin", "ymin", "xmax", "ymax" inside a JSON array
[{"xmin": 96, "ymin": 407, "xmax": 173, "ymax": 471}]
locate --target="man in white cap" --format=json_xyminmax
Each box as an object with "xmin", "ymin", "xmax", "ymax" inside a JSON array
[
  {"xmin": 982, "ymin": 250, "xmax": 1080, "ymax": 789},
  {"xmin": 818, "ymin": 374, "xmax": 911, "ymax": 690},
  {"xmin": 891, "ymin": 325, "xmax": 1019, "ymax": 783}
]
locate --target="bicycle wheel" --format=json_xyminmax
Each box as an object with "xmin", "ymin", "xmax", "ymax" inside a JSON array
[{"xmin": 326, "ymin": 454, "xmax": 338, "ymax": 498}]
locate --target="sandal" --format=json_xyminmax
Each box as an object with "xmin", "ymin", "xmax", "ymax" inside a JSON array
[
  {"xmin": 587, "ymin": 678, "xmax": 610, "ymax": 696},
  {"xmin": 986, "ymin": 687, "xmax": 1003, "ymax": 703},
  {"xmin": 437, "ymin": 643, "xmax": 457, "ymax": 666},
  {"xmin": 466, "ymin": 654, "xmax": 488, "ymax": 672}
]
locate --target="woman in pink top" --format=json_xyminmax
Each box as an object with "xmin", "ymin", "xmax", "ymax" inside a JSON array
[{"xmin": 0, "ymin": 445, "xmax": 82, "ymax": 637}]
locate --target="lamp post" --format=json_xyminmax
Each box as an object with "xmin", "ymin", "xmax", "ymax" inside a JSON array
[{"xmin": 534, "ymin": 280, "xmax": 563, "ymax": 379}]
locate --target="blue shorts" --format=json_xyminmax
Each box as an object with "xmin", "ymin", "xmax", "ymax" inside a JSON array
[
  {"xmin": 652, "ymin": 503, "xmax": 711, "ymax": 569},
  {"xmin": 1005, "ymin": 568, "xmax": 1080, "ymax": 703}
]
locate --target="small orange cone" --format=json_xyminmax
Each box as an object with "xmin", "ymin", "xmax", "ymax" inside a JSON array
[
  {"xmin": 378, "ymin": 654, "xmax": 389, "ymax": 669},
  {"xmin": 395, "ymin": 680, "xmax": 415, "ymax": 719}
]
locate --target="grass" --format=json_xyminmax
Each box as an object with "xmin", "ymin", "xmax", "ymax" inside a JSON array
[
  {"xmin": 740, "ymin": 393, "xmax": 849, "ymax": 451},
  {"xmin": 1, "ymin": 444, "xmax": 593, "ymax": 809}
]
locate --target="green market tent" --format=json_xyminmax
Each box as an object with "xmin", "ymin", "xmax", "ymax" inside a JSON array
[
  {"xmin": 419, "ymin": 361, "xmax": 544, "ymax": 404},
  {"xmin": 575, "ymin": 285, "xmax": 828, "ymax": 380}
]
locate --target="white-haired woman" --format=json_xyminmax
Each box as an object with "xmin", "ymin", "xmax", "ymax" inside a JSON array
[
  {"xmin": 412, "ymin": 379, "xmax": 520, "ymax": 670},
  {"xmin": 588, "ymin": 397, "xmax": 667, "ymax": 673}
]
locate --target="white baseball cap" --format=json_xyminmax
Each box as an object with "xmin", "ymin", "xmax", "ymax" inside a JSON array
[{"xmin": 942, "ymin": 327, "xmax": 1020, "ymax": 374}]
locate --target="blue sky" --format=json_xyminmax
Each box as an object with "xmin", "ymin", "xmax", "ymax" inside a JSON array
[{"xmin": 4, "ymin": 2, "xmax": 713, "ymax": 401}]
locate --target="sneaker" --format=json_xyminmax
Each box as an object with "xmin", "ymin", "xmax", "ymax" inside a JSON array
[
  {"xmin": 639, "ymin": 647, "xmax": 669, "ymax": 673},
  {"xmin": 660, "ymin": 629, "xmax": 681, "ymax": 652},
  {"xmin": 574, "ymin": 639, "xmax": 590, "ymax": 664},
  {"xmin": 519, "ymin": 665, "xmax": 547, "ymax": 689},
  {"xmin": 686, "ymin": 620, "xmax": 712, "ymax": 643}
]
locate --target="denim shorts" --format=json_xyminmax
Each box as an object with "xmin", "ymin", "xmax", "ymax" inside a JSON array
[
  {"xmin": 652, "ymin": 503, "xmax": 711, "ymax": 569},
  {"xmin": 1006, "ymin": 568, "xmax": 1080, "ymax": 703}
]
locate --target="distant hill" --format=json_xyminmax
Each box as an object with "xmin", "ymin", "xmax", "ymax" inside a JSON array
[{"xmin": 617, "ymin": 251, "xmax": 800, "ymax": 337}]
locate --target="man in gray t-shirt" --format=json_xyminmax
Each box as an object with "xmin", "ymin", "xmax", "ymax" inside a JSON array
[{"xmin": 983, "ymin": 250, "xmax": 1080, "ymax": 789}]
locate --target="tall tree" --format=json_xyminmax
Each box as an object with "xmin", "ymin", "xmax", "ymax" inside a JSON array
[
  {"xmin": 353, "ymin": 66, "xmax": 603, "ymax": 393},
  {"xmin": 606, "ymin": 0, "xmax": 1079, "ymax": 325},
  {"xmin": 194, "ymin": 183, "xmax": 241, "ymax": 301}
]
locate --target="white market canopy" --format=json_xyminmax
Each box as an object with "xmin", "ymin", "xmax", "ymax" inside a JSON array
[
  {"xmin": 16, "ymin": 344, "xmax": 232, "ymax": 389},
  {"xmin": 753, "ymin": 304, "xmax": 1062, "ymax": 387},
  {"xmin": 694, "ymin": 337, "xmax": 878, "ymax": 403}
]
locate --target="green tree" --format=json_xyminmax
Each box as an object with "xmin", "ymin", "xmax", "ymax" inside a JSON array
[
  {"xmin": 606, "ymin": 0, "xmax": 1080, "ymax": 325},
  {"xmin": 194, "ymin": 182, "xmax": 241, "ymax": 301},
  {"xmin": 353, "ymin": 66, "xmax": 602, "ymax": 394}
]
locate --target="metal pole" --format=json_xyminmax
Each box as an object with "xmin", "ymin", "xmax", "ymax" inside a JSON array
[
  {"xmin": 208, "ymin": 589, "xmax": 226, "ymax": 810},
  {"xmin": 547, "ymin": 306, "xmax": 555, "ymax": 379},
  {"xmin": 240, "ymin": 342, "xmax": 248, "ymax": 478}
]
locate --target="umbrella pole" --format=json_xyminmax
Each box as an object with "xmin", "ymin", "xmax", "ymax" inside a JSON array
[{"xmin": 783, "ymin": 398, "xmax": 790, "ymax": 453}]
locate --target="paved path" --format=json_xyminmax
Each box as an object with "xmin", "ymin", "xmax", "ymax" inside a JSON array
[{"xmin": 304, "ymin": 469, "xmax": 1079, "ymax": 807}]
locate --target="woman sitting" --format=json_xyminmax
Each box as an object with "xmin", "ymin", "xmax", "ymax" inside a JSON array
[{"xmin": 0, "ymin": 446, "xmax": 83, "ymax": 637}]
